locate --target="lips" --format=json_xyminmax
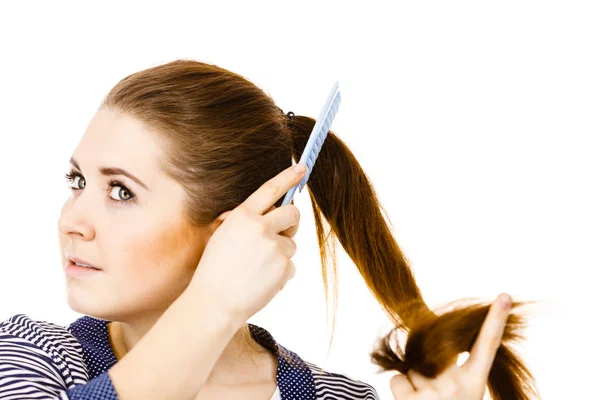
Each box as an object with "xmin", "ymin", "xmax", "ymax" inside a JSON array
[{"xmin": 66, "ymin": 255, "xmax": 101, "ymax": 270}]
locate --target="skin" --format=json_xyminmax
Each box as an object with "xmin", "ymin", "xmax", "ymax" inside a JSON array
[
  {"xmin": 390, "ymin": 293, "xmax": 513, "ymax": 399},
  {"xmin": 56, "ymin": 107, "xmax": 512, "ymax": 399},
  {"xmin": 57, "ymin": 108, "xmax": 278, "ymax": 397}
]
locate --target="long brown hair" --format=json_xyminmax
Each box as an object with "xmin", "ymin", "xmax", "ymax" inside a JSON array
[{"xmin": 101, "ymin": 59, "xmax": 539, "ymax": 399}]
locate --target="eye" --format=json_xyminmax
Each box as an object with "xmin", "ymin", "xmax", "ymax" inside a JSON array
[
  {"xmin": 108, "ymin": 181, "xmax": 135, "ymax": 202},
  {"xmin": 64, "ymin": 171, "xmax": 86, "ymax": 190},
  {"xmin": 64, "ymin": 169, "xmax": 136, "ymax": 203}
]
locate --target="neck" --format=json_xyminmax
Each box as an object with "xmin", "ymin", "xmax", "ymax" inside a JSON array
[{"xmin": 107, "ymin": 317, "xmax": 277, "ymax": 386}]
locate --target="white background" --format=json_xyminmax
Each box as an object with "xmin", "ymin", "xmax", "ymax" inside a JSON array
[{"xmin": 0, "ymin": 1, "xmax": 598, "ymax": 399}]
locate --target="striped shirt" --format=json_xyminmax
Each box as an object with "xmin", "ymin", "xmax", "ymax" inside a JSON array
[{"xmin": 0, "ymin": 314, "xmax": 379, "ymax": 399}]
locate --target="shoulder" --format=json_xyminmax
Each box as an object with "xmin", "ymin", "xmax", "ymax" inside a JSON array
[
  {"xmin": 0, "ymin": 313, "xmax": 83, "ymax": 355},
  {"xmin": 274, "ymin": 341, "xmax": 379, "ymax": 400},
  {"xmin": 248, "ymin": 324, "xmax": 380, "ymax": 400},
  {"xmin": 1, "ymin": 312, "xmax": 73, "ymax": 337},
  {"xmin": 304, "ymin": 360, "xmax": 380, "ymax": 400},
  {"xmin": 0, "ymin": 313, "xmax": 89, "ymax": 385}
]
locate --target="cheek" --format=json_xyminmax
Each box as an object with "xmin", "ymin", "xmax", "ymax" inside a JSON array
[
  {"xmin": 115, "ymin": 226, "xmax": 200, "ymax": 292},
  {"xmin": 57, "ymin": 201, "xmax": 71, "ymax": 259},
  {"xmin": 58, "ymin": 234, "xmax": 68, "ymax": 265}
]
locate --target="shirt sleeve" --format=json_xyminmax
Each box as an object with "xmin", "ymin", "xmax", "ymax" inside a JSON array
[
  {"xmin": 305, "ymin": 360, "xmax": 380, "ymax": 400},
  {"xmin": 0, "ymin": 317, "xmax": 119, "ymax": 399},
  {"xmin": 63, "ymin": 372, "xmax": 118, "ymax": 400}
]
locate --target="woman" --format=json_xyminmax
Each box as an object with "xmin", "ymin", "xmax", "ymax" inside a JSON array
[{"xmin": 0, "ymin": 60, "xmax": 537, "ymax": 399}]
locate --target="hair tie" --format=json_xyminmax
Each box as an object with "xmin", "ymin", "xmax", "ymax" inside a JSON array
[{"xmin": 286, "ymin": 111, "xmax": 295, "ymax": 126}]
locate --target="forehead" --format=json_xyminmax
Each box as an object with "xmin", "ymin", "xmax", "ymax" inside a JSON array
[{"xmin": 74, "ymin": 108, "xmax": 164, "ymax": 175}]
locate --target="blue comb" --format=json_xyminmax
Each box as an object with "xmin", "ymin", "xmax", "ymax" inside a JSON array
[{"xmin": 281, "ymin": 81, "xmax": 341, "ymax": 206}]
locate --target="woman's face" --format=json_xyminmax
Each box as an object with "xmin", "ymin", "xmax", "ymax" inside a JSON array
[{"xmin": 58, "ymin": 108, "xmax": 214, "ymax": 322}]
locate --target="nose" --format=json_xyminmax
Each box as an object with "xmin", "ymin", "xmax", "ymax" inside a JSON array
[{"xmin": 57, "ymin": 196, "xmax": 95, "ymax": 241}]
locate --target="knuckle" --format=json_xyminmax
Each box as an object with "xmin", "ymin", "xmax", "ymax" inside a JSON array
[
  {"xmin": 263, "ymin": 181, "xmax": 281, "ymax": 197},
  {"xmin": 283, "ymin": 238, "xmax": 296, "ymax": 258},
  {"xmin": 486, "ymin": 335, "xmax": 501, "ymax": 354},
  {"xmin": 274, "ymin": 253, "xmax": 288, "ymax": 271},
  {"xmin": 232, "ymin": 206, "xmax": 249, "ymax": 221},
  {"xmin": 290, "ymin": 239, "xmax": 297, "ymax": 256},
  {"xmin": 287, "ymin": 261, "xmax": 296, "ymax": 280},
  {"xmin": 253, "ymin": 218, "xmax": 268, "ymax": 235},
  {"xmin": 290, "ymin": 205, "xmax": 300, "ymax": 221},
  {"xmin": 268, "ymin": 239, "xmax": 280, "ymax": 253}
]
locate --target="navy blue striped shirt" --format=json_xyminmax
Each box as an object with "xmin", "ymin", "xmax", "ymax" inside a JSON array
[{"xmin": 0, "ymin": 314, "xmax": 379, "ymax": 399}]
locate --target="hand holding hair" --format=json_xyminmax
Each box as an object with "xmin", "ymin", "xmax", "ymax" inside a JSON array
[{"xmin": 390, "ymin": 293, "xmax": 513, "ymax": 400}]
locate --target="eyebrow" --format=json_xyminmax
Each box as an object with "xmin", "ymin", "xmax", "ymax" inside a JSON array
[{"xmin": 70, "ymin": 157, "xmax": 149, "ymax": 190}]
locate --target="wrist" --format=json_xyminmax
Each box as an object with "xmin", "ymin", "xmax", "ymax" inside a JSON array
[{"xmin": 176, "ymin": 285, "xmax": 244, "ymax": 336}]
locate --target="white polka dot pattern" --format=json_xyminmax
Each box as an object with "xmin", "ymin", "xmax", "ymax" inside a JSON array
[{"xmin": 1, "ymin": 314, "xmax": 379, "ymax": 399}]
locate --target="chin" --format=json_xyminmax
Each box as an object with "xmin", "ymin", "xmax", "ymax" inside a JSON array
[{"xmin": 65, "ymin": 288, "xmax": 111, "ymax": 321}]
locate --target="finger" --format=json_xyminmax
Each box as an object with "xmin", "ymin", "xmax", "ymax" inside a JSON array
[
  {"xmin": 464, "ymin": 293, "xmax": 512, "ymax": 381},
  {"xmin": 241, "ymin": 164, "xmax": 306, "ymax": 215},
  {"xmin": 263, "ymin": 205, "xmax": 301, "ymax": 234},
  {"xmin": 269, "ymin": 196, "xmax": 299, "ymax": 237},
  {"xmin": 390, "ymin": 374, "xmax": 415, "ymax": 398},
  {"xmin": 276, "ymin": 235, "xmax": 297, "ymax": 258},
  {"xmin": 266, "ymin": 204, "xmax": 300, "ymax": 238},
  {"xmin": 284, "ymin": 260, "xmax": 296, "ymax": 283},
  {"xmin": 280, "ymin": 222, "xmax": 299, "ymax": 238},
  {"xmin": 267, "ymin": 204, "xmax": 299, "ymax": 237}
]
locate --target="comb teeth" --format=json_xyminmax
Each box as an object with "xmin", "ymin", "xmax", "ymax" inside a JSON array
[
  {"xmin": 281, "ymin": 82, "xmax": 341, "ymax": 206},
  {"xmin": 299, "ymin": 93, "xmax": 341, "ymax": 190}
]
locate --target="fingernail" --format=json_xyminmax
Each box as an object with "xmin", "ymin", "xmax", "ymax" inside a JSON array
[
  {"xmin": 293, "ymin": 163, "xmax": 306, "ymax": 174},
  {"xmin": 499, "ymin": 293, "xmax": 512, "ymax": 310}
]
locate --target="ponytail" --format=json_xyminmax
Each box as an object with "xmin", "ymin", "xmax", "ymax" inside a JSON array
[{"xmin": 285, "ymin": 115, "xmax": 539, "ymax": 400}]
